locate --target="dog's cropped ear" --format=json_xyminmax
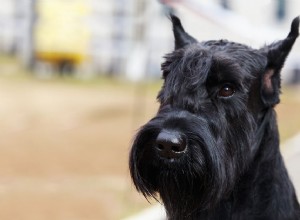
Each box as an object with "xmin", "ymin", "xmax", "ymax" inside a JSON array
[
  {"xmin": 169, "ymin": 14, "xmax": 197, "ymax": 50},
  {"xmin": 260, "ymin": 16, "xmax": 299, "ymax": 107}
]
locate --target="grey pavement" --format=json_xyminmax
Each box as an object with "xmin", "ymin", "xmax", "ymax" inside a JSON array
[
  {"xmin": 282, "ymin": 132, "xmax": 300, "ymax": 199},
  {"xmin": 124, "ymin": 133, "xmax": 300, "ymax": 220}
]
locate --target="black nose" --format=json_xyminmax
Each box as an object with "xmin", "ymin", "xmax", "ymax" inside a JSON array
[{"xmin": 155, "ymin": 130, "xmax": 187, "ymax": 159}]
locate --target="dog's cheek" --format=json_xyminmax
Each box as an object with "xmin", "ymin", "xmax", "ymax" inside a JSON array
[{"xmin": 130, "ymin": 145, "xmax": 161, "ymax": 196}]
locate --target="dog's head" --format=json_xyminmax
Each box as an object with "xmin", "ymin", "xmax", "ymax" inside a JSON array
[{"xmin": 129, "ymin": 15, "xmax": 299, "ymax": 216}]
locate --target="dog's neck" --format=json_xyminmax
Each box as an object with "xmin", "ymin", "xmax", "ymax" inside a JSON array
[
  {"xmin": 250, "ymin": 108, "xmax": 274, "ymax": 158},
  {"xmin": 209, "ymin": 109, "xmax": 299, "ymax": 219}
]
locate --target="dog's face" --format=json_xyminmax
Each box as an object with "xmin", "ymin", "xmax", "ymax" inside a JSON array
[{"xmin": 129, "ymin": 15, "xmax": 299, "ymax": 215}]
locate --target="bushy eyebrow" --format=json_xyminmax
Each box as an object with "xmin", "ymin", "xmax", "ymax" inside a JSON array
[{"xmin": 208, "ymin": 56, "xmax": 246, "ymax": 85}]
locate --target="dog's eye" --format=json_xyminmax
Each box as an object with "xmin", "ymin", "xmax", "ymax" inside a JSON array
[{"xmin": 218, "ymin": 84, "xmax": 235, "ymax": 97}]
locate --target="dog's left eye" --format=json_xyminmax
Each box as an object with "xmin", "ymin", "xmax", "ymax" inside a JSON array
[{"xmin": 218, "ymin": 84, "xmax": 235, "ymax": 98}]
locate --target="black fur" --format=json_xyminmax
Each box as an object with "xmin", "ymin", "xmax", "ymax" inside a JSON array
[{"xmin": 129, "ymin": 15, "xmax": 300, "ymax": 219}]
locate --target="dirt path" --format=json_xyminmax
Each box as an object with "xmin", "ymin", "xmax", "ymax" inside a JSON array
[{"xmin": 0, "ymin": 78, "xmax": 159, "ymax": 220}]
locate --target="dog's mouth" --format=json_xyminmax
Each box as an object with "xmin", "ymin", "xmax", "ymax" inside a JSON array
[{"xmin": 155, "ymin": 154, "xmax": 187, "ymax": 170}]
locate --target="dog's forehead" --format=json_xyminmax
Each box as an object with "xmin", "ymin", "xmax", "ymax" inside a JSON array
[
  {"xmin": 202, "ymin": 39, "xmax": 250, "ymax": 50},
  {"xmin": 178, "ymin": 40, "xmax": 265, "ymax": 78},
  {"xmin": 199, "ymin": 40, "xmax": 263, "ymax": 61}
]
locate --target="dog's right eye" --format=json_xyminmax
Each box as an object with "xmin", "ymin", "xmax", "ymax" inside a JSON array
[{"xmin": 218, "ymin": 84, "xmax": 235, "ymax": 98}]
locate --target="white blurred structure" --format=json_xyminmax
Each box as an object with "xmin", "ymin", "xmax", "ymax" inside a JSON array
[{"xmin": 0, "ymin": 0, "xmax": 299, "ymax": 81}]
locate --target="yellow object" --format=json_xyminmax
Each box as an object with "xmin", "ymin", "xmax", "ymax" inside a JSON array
[{"xmin": 34, "ymin": 0, "xmax": 91, "ymax": 63}]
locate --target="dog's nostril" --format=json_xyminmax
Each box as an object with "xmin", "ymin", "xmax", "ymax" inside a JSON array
[
  {"xmin": 171, "ymin": 145, "xmax": 183, "ymax": 153},
  {"xmin": 157, "ymin": 144, "xmax": 164, "ymax": 151},
  {"xmin": 155, "ymin": 130, "xmax": 187, "ymax": 159}
]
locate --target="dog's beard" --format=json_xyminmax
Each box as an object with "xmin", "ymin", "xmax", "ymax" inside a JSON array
[
  {"xmin": 157, "ymin": 153, "xmax": 208, "ymax": 219},
  {"xmin": 130, "ymin": 128, "xmax": 236, "ymax": 218},
  {"xmin": 129, "ymin": 111, "xmax": 256, "ymax": 218}
]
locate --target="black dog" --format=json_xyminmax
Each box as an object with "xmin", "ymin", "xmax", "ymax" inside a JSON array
[{"xmin": 129, "ymin": 15, "xmax": 300, "ymax": 219}]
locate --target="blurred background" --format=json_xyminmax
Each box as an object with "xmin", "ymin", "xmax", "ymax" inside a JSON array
[{"xmin": 0, "ymin": 0, "xmax": 300, "ymax": 219}]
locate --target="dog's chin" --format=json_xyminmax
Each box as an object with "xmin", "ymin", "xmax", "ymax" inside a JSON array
[
  {"xmin": 156, "ymin": 170, "xmax": 213, "ymax": 215},
  {"xmin": 154, "ymin": 163, "xmax": 205, "ymax": 195},
  {"xmin": 133, "ymin": 146, "xmax": 236, "ymax": 215}
]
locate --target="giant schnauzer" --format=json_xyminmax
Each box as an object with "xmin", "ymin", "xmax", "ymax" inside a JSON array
[{"xmin": 129, "ymin": 15, "xmax": 300, "ymax": 219}]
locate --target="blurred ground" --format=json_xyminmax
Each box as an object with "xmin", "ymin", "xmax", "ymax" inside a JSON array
[
  {"xmin": 0, "ymin": 70, "xmax": 160, "ymax": 219},
  {"xmin": 0, "ymin": 57, "xmax": 300, "ymax": 219}
]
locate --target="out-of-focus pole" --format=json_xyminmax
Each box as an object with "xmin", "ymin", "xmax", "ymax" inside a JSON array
[{"xmin": 17, "ymin": 0, "xmax": 36, "ymax": 69}]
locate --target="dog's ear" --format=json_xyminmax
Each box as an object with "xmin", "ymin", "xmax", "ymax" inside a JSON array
[
  {"xmin": 170, "ymin": 14, "xmax": 197, "ymax": 50},
  {"xmin": 260, "ymin": 16, "xmax": 299, "ymax": 107}
]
